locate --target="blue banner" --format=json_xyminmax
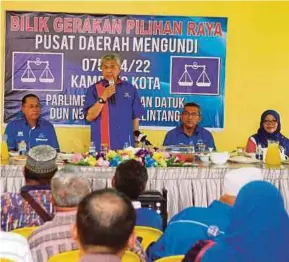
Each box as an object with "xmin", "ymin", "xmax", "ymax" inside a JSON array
[{"xmin": 4, "ymin": 12, "xmax": 227, "ymax": 129}]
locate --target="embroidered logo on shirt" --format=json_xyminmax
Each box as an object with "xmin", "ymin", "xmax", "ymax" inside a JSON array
[
  {"xmin": 124, "ymin": 92, "xmax": 131, "ymax": 98},
  {"xmin": 207, "ymin": 225, "xmax": 220, "ymax": 237},
  {"xmin": 17, "ymin": 131, "xmax": 24, "ymax": 137},
  {"xmin": 36, "ymin": 133, "xmax": 48, "ymax": 142}
]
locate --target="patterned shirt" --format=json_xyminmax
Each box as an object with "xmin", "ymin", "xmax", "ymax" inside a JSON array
[
  {"xmin": 28, "ymin": 211, "xmax": 148, "ymax": 262},
  {"xmin": 28, "ymin": 210, "xmax": 77, "ymax": 262},
  {"xmin": 1, "ymin": 185, "xmax": 54, "ymax": 232}
]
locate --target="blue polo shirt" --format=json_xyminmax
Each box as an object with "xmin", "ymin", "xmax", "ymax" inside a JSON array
[
  {"xmin": 147, "ymin": 201, "xmax": 231, "ymax": 260},
  {"xmin": 84, "ymin": 80, "xmax": 144, "ymax": 150},
  {"xmin": 163, "ymin": 125, "xmax": 216, "ymax": 150},
  {"xmin": 4, "ymin": 118, "xmax": 60, "ymax": 152},
  {"xmin": 136, "ymin": 208, "xmax": 163, "ymax": 231}
]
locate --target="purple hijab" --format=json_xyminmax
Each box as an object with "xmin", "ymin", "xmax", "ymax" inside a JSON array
[{"xmin": 252, "ymin": 110, "xmax": 289, "ymax": 155}]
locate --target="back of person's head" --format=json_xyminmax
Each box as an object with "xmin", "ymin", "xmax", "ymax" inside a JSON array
[
  {"xmin": 51, "ymin": 167, "xmax": 92, "ymax": 207},
  {"xmin": 221, "ymin": 167, "xmax": 263, "ymax": 206},
  {"xmin": 201, "ymin": 181, "xmax": 289, "ymax": 262},
  {"xmin": 24, "ymin": 145, "xmax": 58, "ymax": 184},
  {"xmin": 114, "ymin": 159, "xmax": 148, "ymax": 200},
  {"xmin": 75, "ymin": 188, "xmax": 136, "ymax": 255}
]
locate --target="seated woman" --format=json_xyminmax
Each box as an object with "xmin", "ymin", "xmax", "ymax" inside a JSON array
[
  {"xmin": 246, "ymin": 109, "xmax": 289, "ymax": 156},
  {"xmin": 188, "ymin": 181, "xmax": 289, "ymax": 262}
]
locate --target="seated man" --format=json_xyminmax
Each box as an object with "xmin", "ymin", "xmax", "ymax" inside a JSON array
[
  {"xmin": 72, "ymin": 189, "xmax": 137, "ymax": 262},
  {"xmin": 163, "ymin": 102, "xmax": 216, "ymax": 150},
  {"xmin": 147, "ymin": 167, "xmax": 263, "ymax": 261},
  {"xmin": 0, "ymin": 231, "xmax": 33, "ymax": 262},
  {"xmin": 28, "ymin": 168, "xmax": 92, "ymax": 262},
  {"xmin": 113, "ymin": 159, "xmax": 162, "ymax": 230},
  {"xmin": 1, "ymin": 145, "xmax": 58, "ymax": 231},
  {"xmin": 5, "ymin": 93, "xmax": 60, "ymax": 152}
]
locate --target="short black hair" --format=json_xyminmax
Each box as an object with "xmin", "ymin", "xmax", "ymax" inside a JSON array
[
  {"xmin": 114, "ymin": 159, "xmax": 148, "ymax": 200},
  {"xmin": 183, "ymin": 102, "xmax": 200, "ymax": 111},
  {"xmin": 76, "ymin": 188, "xmax": 136, "ymax": 253},
  {"xmin": 22, "ymin": 94, "xmax": 40, "ymax": 105}
]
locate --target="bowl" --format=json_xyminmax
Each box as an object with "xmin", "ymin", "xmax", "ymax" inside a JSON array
[
  {"xmin": 210, "ymin": 152, "xmax": 229, "ymax": 165},
  {"xmin": 199, "ymin": 153, "xmax": 210, "ymax": 163}
]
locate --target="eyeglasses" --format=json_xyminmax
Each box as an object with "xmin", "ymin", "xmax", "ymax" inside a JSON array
[
  {"xmin": 263, "ymin": 120, "xmax": 277, "ymax": 125},
  {"xmin": 182, "ymin": 112, "xmax": 200, "ymax": 117}
]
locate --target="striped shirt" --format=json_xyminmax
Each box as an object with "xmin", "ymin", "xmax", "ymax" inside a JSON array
[
  {"xmin": 28, "ymin": 210, "xmax": 77, "ymax": 262},
  {"xmin": 28, "ymin": 211, "xmax": 147, "ymax": 262},
  {"xmin": 0, "ymin": 231, "xmax": 33, "ymax": 262}
]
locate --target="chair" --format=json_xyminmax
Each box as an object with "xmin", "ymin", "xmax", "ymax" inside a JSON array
[
  {"xmin": 47, "ymin": 250, "xmax": 140, "ymax": 262},
  {"xmin": 121, "ymin": 250, "xmax": 141, "ymax": 262},
  {"xmin": 134, "ymin": 226, "xmax": 163, "ymax": 251},
  {"xmin": 155, "ymin": 255, "xmax": 185, "ymax": 262},
  {"xmin": 47, "ymin": 250, "xmax": 79, "ymax": 262},
  {"xmin": 11, "ymin": 226, "xmax": 38, "ymax": 239},
  {"xmin": 0, "ymin": 258, "xmax": 15, "ymax": 262}
]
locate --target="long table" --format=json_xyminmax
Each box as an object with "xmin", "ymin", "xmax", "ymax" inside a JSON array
[{"xmin": 1, "ymin": 164, "xmax": 289, "ymax": 218}]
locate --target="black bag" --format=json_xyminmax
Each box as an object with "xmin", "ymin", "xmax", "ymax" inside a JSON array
[{"xmin": 137, "ymin": 188, "xmax": 168, "ymax": 230}]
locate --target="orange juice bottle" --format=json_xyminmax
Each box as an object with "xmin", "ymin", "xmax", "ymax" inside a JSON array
[
  {"xmin": 1, "ymin": 134, "xmax": 9, "ymax": 162},
  {"xmin": 265, "ymin": 140, "xmax": 281, "ymax": 167}
]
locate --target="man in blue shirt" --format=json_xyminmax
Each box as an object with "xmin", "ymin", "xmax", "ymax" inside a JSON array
[
  {"xmin": 163, "ymin": 102, "xmax": 216, "ymax": 150},
  {"xmin": 5, "ymin": 94, "xmax": 60, "ymax": 152},
  {"xmin": 147, "ymin": 167, "xmax": 264, "ymax": 261},
  {"xmin": 112, "ymin": 159, "xmax": 163, "ymax": 231},
  {"xmin": 84, "ymin": 53, "xmax": 144, "ymax": 151}
]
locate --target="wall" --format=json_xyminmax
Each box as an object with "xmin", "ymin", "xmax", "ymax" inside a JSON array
[{"xmin": 1, "ymin": 1, "xmax": 289, "ymax": 152}]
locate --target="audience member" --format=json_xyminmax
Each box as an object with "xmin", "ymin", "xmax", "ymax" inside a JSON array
[
  {"xmin": 1, "ymin": 145, "xmax": 57, "ymax": 231},
  {"xmin": 72, "ymin": 189, "xmax": 136, "ymax": 262},
  {"xmin": 113, "ymin": 159, "xmax": 162, "ymax": 230},
  {"xmin": 0, "ymin": 231, "xmax": 33, "ymax": 262},
  {"xmin": 148, "ymin": 167, "xmax": 263, "ymax": 260},
  {"xmin": 28, "ymin": 168, "xmax": 91, "ymax": 262},
  {"xmin": 200, "ymin": 181, "xmax": 289, "ymax": 262}
]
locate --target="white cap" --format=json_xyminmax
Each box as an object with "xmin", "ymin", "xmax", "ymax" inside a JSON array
[{"xmin": 223, "ymin": 167, "xmax": 263, "ymax": 196}]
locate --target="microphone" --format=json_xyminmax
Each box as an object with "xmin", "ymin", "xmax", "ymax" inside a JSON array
[
  {"xmin": 108, "ymin": 79, "xmax": 116, "ymax": 104},
  {"xmin": 133, "ymin": 130, "xmax": 152, "ymax": 146}
]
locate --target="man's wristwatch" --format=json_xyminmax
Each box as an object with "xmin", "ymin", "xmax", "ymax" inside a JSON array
[{"xmin": 98, "ymin": 97, "xmax": 106, "ymax": 104}]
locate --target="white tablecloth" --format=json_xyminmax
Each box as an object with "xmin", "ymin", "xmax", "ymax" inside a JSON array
[{"xmin": 1, "ymin": 164, "xmax": 289, "ymax": 218}]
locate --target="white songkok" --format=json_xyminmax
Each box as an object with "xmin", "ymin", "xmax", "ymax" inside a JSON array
[{"xmin": 223, "ymin": 167, "xmax": 264, "ymax": 196}]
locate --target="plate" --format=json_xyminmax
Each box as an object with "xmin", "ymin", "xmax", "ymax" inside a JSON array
[
  {"xmin": 57, "ymin": 153, "xmax": 74, "ymax": 161},
  {"xmin": 9, "ymin": 151, "xmax": 19, "ymax": 157},
  {"xmin": 11, "ymin": 155, "xmax": 27, "ymax": 164},
  {"xmin": 229, "ymin": 156, "xmax": 260, "ymax": 164}
]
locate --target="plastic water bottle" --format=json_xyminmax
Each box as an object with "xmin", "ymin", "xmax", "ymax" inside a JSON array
[
  {"xmin": 255, "ymin": 144, "xmax": 263, "ymax": 161},
  {"xmin": 18, "ymin": 140, "xmax": 27, "ymax": 155},
  {"xmin": 89, "ymin": 141, "xmax": 96, "ymax": 156}
]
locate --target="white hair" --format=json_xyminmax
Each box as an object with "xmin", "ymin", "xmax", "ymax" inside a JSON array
[
  {"xmin": 51, "ymin": 168, "xmax": 92, "ymax": 207},
  {"xmin": 100, "ymin": 53, "xmax": 121, "ymax": 67}
]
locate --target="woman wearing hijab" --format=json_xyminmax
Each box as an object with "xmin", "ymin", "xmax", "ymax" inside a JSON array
[
  {"xmin": 246, "ymin": 109, "xmax": 289, "ymax": 156},
  {"xmin": 195, "ymin": 181, "xmax": 289, "ymax": 262}
]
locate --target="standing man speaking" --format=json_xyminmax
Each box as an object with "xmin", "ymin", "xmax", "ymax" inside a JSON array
[{"xmin": 84, "ymin": 53, "xmax": 144, "ymax": 150}]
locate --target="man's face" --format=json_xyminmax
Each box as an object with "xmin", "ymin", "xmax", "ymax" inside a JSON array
[
  {"xmin": 101, "ymin": 59, "xmax": 121, "ymax": 81},
  {"xmin": 22, "ymin": 97, "xmax": 41, "ymax": 122},
  {"xmin": 181, "ymin": 106, "xmax": 201, "ymax": 129}
]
